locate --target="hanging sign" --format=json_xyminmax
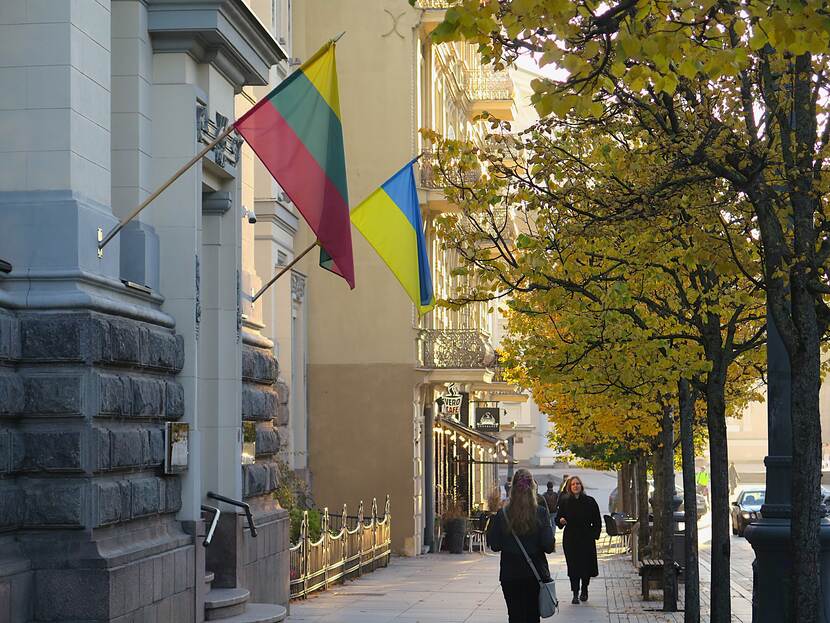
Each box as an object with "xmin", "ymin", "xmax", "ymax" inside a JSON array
[
  {"xmin": 475, "ymin": 407, "xmax": 500, "ymax": 431},
  {"xmin": 441, "ymin": 384, "xmax": 463, "ymax": 420}
]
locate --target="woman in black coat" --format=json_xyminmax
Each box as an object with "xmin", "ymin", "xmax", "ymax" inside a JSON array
[
  {"xmin": 555, "ymin": 475, "xmax": 601, "ymax": 605},
  {"xmin": 487, "ymin": 468, "xmax": 555, "ymax": 623}
]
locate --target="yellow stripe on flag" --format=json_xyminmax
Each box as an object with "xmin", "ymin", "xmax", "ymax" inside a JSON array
[
  {"xmin": 302, "ymin": 45, "xmax": 341, "ymax": 119},
  {"xmin": 351, "ymin": 188, "xmax": 431, "ymax": 313}
]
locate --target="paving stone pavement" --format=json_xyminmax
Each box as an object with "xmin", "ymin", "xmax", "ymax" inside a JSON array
[{"xmin": 287, "ymin": 529, "xmax": 755, "ymax": 623}]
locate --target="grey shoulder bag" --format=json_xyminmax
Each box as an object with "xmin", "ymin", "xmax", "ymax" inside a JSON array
[{"xmin": 511, "ymin": 528, "xmax": 559, "ymax": 617}]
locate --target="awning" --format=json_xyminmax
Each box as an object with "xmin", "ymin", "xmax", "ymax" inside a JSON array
[{"xmin": 435, "ymin": 416, "xmax": 500, "ymax": 447}]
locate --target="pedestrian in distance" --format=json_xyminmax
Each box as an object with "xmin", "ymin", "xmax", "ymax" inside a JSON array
[
  {"xmin": 542, "ymin": 481, "xmax": 559, "ymax": 552},
  {"xmin": 487, "ymin": 468, "xmax": 555, "ymax": 623},
  {"xmin": 558, "ymin": 473, "xmax": 570, "ymax": 497},
  {"xmin": 555, "ymin": 475, "xmax": 601, "ymax": 605}
]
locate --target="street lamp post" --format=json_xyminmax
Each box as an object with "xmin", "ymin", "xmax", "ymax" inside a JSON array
[{"xmin": 744, "ymin": 314, "xmax": 830, "ymax": 621}]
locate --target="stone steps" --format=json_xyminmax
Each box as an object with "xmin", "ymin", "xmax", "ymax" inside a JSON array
[
  {"xmin": 205, "ymin": 587, "xmax": 250, "ymax": 620},
  {"xmin": 203, "ymin": 583, "xmax": 287, "ymax": 623},
  {"xmin": 213, "ymin": 603, "xmax": 287, "ymax": 623}
]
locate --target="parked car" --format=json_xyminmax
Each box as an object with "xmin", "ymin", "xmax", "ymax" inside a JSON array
[
  {"xmin": 609, "ymin": 484, "xmax": 708, "ymax": 520},
  {"xmin": 731, "ymin": 488, "xmax": 765, "ymax": 536},
  {"xmin": 676, "ymin": 487, "xmax": 709, "ymax": 518}
]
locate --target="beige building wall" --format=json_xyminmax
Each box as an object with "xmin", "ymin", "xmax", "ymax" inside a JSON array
[{"xmin": 293, "ymin": 0, "xmax": 427, "ymax": 556}]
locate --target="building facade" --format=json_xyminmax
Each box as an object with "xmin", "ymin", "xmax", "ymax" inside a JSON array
[
  {"xmin": 0, "ymin": 1, "xmax": 305, "ymax": 620},
  {"xmin": 290, "ymin": 0, "xmax": 531, "ymax": 556}
]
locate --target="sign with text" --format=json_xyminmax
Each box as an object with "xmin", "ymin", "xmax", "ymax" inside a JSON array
[
  {"xmin": 474, "ymin": 407, "xmax": 500, "ymax": 432},
  {"xmin": 441, "ymin": 384, "xmax": 463, "ymax": 420}
]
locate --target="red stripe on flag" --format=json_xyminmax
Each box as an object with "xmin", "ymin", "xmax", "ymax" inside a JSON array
[{"xmin": 236, "ymin": 101, "xmax": 354, "ymax": 288}]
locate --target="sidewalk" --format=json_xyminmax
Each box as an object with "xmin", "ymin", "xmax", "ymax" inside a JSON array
[{"xmin": 287, "ymin": 530, "xmax": 754, "ymax": 623}]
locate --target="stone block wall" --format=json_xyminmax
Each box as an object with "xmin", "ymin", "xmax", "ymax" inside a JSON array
[
  {"xmin": 237, "ymin": 340, "xmax": 289, "ymax": 605},
  {"xmin": 238, "ymin": 506, "xmax": 290, "ymax": 605},
  {"xmin": 0, "ymin": 309, "xmax": 195, "ymax": 622},
  {"xmin": 241, "ymin": 342, "xmax": 286, "ymax": 499}
]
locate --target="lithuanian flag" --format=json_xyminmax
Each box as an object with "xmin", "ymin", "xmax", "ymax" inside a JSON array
[
  {"xmin": 350, "ymin": 159, "xmax": 435, "ymax": 315},
  {"xmin": 235, "ymin": 41, "xmax": 354, "ymax": 288}
]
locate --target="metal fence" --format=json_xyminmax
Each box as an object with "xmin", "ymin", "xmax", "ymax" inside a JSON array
[{"xmin": 289, "ymin": 496, "xmax": 392, "ymax": 599}]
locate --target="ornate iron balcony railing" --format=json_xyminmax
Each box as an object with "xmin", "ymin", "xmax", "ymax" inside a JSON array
[
  {"xmin": 419, "ymin": 150, "xmax": 482, "ymax": 190},
  {"xmin": 465, "ymin": 68, "xmax": 513, "ymax": 102},
  {"xmin": 418, "ymin": 328, "xmax": 497, "ymax": 369},
  {"xmin": 416, "ymin": 0, "xmax": 453, "ymax": 7}
]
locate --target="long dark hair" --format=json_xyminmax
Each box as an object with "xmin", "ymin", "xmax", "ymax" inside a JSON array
[{"xmin": 505, "ymin": 468, "xmax": 538, "ymax": 534}]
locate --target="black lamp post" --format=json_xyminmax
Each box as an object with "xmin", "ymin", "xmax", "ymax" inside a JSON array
[{"xmin": 744, "ymin": 314, "xmax": 830, "ymax": 621}]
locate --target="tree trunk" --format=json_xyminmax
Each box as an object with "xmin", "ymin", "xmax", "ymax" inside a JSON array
[
  {"xmin": 652, "ymin": 450, "xmax": 664, "ymax": 558},
  {"xmin": 637, "ymin": 453, "xmax": 650, "ymax": 561},
  {"xmin": 705, "ymin": 363, "xmax": 731, "ymax": 623},
  {"xmin": 616, "ymin": 469, "xmax": 625, "ymax": 514},
  {"xmin": 661, "ymin": 401, "xmax": 678, "ymax": 612},
  {"xmin": 679, "ymin": 379, "xmax": 700, "ymax": 623},
  {"xmin": 626, "ymin": 462, "xmax": 637, "ymax": 516},
  {"xmin": 618, "ymin": 461, "xmax": 635, "ymax": 516},
  {"xmin": 789, "ymin": 295, "xmax": 822, "ymax": 622}
]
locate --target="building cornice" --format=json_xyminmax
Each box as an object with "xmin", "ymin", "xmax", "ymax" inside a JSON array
[{"xmin": 146, "ymin": 0, "xmax": 287, "ymax": 91}]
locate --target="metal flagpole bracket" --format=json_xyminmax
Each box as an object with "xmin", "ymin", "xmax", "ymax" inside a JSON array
[{"xmin": 97, "ymin": 228, "xmax": 104, "ymax": 258}]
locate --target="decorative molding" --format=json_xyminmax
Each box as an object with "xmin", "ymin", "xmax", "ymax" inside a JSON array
[
  {"xmin": 382, "ymin": 9, "xmax": 406, "ymax": 39},
  {"xmin": 291, "ymin": 271, "xmax": 306, "ymax": 305},
  {"xmin": 197, "ymin": 106, "xmax": 244, "ymax": 170},
  {"xmin": 146, "ymin": 0, "xmax": 287, "ymax": 90},
  {"xmin": 195, "ymin": 254, "xmax": 201, "ymax": 339},
  {"xmin": 236, "ymin": 269, "xmax": 242, "ymax": 343},
  {"xmin": 202, "ymin": 190, "xmax": 234, "ymax": 215},
  {"xmin": 254, "ymin": 199, "xmax": 299, "ymax": 235}
]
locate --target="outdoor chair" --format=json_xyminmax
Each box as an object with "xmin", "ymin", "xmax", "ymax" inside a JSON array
[
  {"xmin": 465, "ymin": 517, "xmax": 486, "ymax": 553},
  {"xmin": 603, "ymin": 514, "xmax": 626, "ymax": 552},
  {"xmin": 434, "ymin": 516, "xmax": 444, "ymax": 553},
  {"xmin": 611, "ymin": 512, "xmax": 633, "ymax": 546}
]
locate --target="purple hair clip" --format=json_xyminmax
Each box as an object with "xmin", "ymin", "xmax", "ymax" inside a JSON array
[{"xmin": 514, "ymin": 474, "xmax": 533, "ymax": 491}]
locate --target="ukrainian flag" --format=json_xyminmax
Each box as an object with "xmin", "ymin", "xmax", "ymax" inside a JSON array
[{"xmin": 350, "ymin": 159, "xmax": 435, "ymax": 314}]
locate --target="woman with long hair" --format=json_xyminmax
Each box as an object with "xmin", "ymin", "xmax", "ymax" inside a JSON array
[
  {"xmin": 486, "ymin": 469, "xmax": 555, "ymax": 622},
  {"xmin": 555, "ymin": 475, "xmax": 601, "ymax": 605}
]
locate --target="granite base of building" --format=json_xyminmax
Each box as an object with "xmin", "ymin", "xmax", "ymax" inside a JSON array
[{"xmin": 0, "ymin": 309, "xmax": 200, "ymax": 622}]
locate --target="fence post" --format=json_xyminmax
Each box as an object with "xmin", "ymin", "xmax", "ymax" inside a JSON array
[
  {"xmin": 371, "ymin": 498, "xmax": 378, "ymax": 571},
  {"xmin": 322, "ymin": 507, "xmax": 329, "ymax": 590},
  {"xmin": 385, "ymin": 494, "xmax": 391, "ymax": 564},
  {"xmin": 342, "ymin": 503, "xmax": 348, "ymax": 570},
  {"xmin": 302, "ymin": 510, "xmax": 309, "ymax": 599},
  {"xmin": 357, "ymin": 500, "xmax": 364, "ymax": 577}
]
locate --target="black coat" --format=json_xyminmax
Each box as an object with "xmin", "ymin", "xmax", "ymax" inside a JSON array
[
  {"xmin": 555, "ymin": 493, "xmax": 601, "ymax": 579},
  {"xmin": 487, "ymin": 505, "xmax": 554, "ymax": 582}
]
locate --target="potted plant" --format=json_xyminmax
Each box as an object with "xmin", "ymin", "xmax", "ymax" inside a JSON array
[
  {"xmin": 441, "ymin": 497, "xmax": 466, "ymax": 554},
  {"xmin": 487, "ymin": 487, "xmax": 502, "ymax": 513}
]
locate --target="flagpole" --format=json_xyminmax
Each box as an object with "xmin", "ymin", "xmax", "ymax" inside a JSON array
[
  {"xmin": 98, "ymin": 124, "xmax": 237, "ymax": 253},
  {"xmin": 251, "ymin": 240, "xmax": 319, "ymax": 303},
  {"xmin": 97, "ymin": 32, "xmax": 347, "ymax": 255}
]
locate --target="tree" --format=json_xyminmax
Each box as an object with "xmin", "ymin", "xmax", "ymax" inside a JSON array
[
  {"xmin": 425, "ymin": 116, "xmax": 764, "ymax": 621},
  {"xmin": 429, "ymin": 3, "xmax": 830, "ymax": 619}
]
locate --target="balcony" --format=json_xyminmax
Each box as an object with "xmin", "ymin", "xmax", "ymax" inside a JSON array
[
  {"xmin": 419, "ymin": 154, "xmax": 481, "ymax": 192},
  {"xmin": 418, "ymin": 329, "xmax": 497, "ymax": 370},
  {"xmin": 416, "ymin": 0, "xmax": 452, "ymax": 34},
  {"xmin": 465, "ymin": 68, "xmax": 514, "ymax": 121}
]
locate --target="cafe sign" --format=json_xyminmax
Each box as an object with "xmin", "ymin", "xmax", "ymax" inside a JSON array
[
  {"xmin": 441, "ymin": 384, "xmax": 463, "ymax": 420},
  {"xmin": 475, "ymin": 407, "xmax": 500, "ymax": 432}
]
